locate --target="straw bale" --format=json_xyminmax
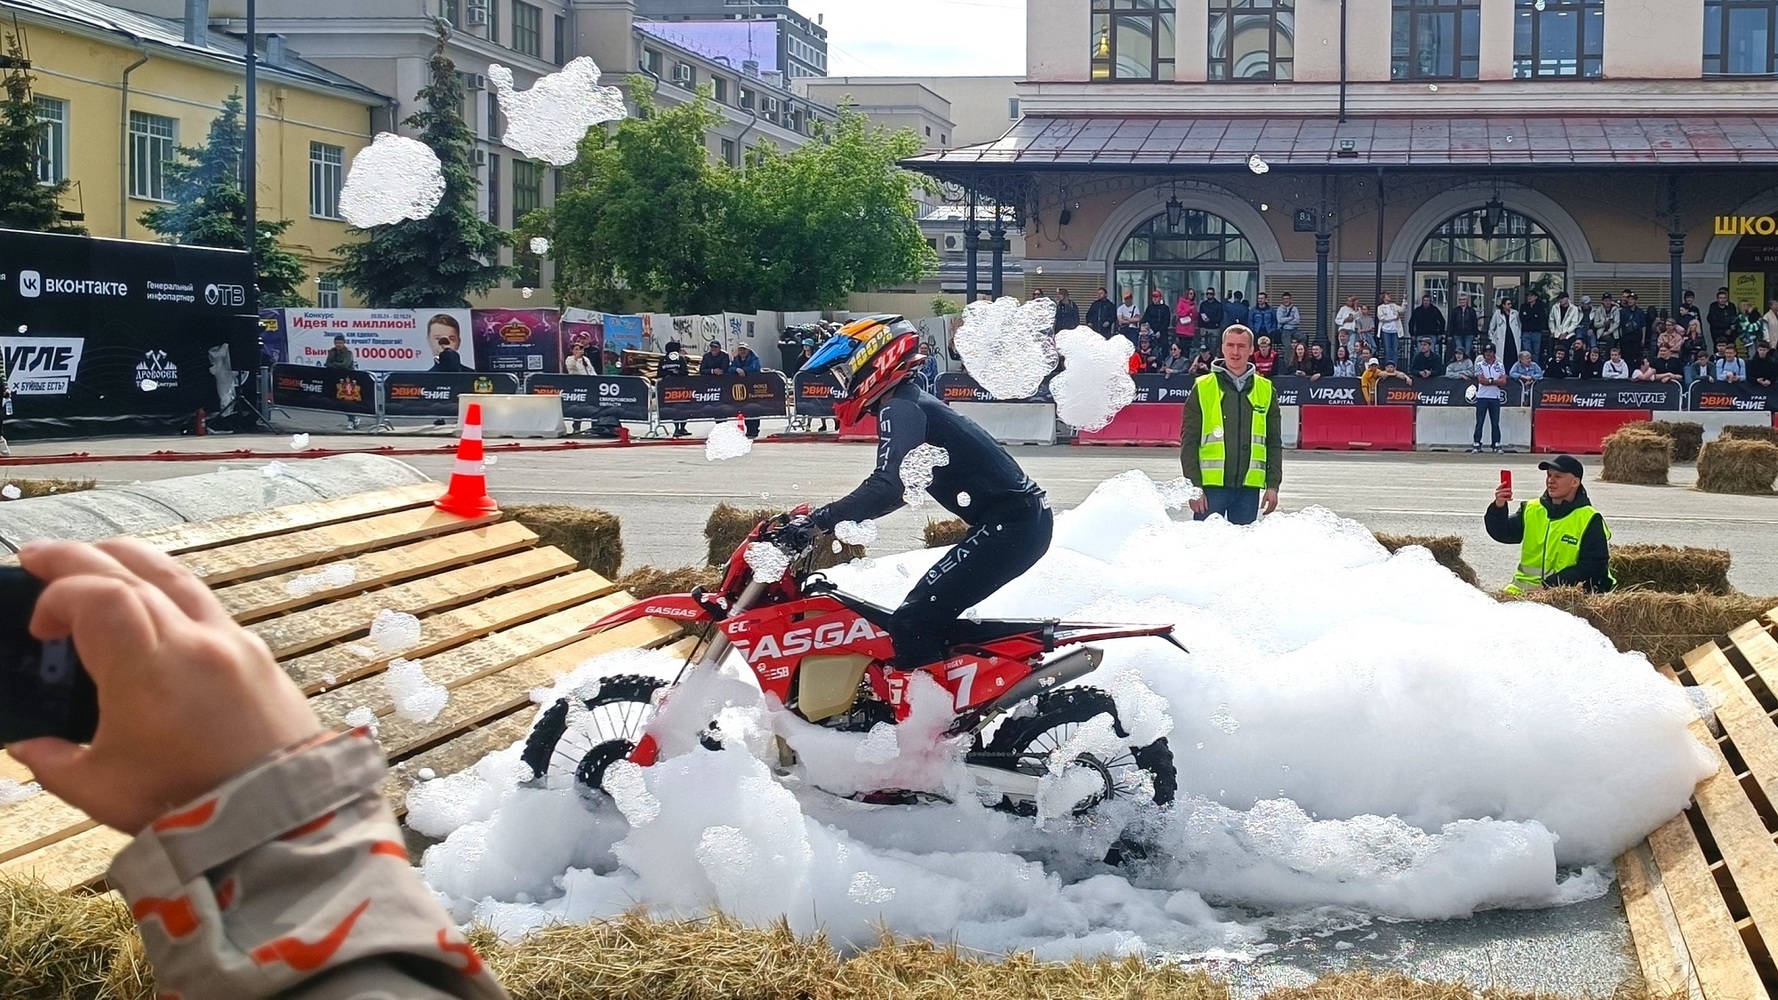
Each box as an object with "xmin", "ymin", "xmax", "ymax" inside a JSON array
[
  {"xmin": 0, "ymin": 477, "xmax": 98, "ymax": 500},
  {"xmin": 1694, "ymin": 438, "xmax": 1778, "ymax": 494},
  {"xmin": 1511, "ymin": 587, "xmax": 1774, "ymax": 668},
  {"xmin": 1609, "ymin": 544, "xmax": 1732, "ymax": 595},
  {"xmin": 705, "ymin": 504, "xmax": 863, "ymax": 570},
  {"xmin": 616, "ymin": 564, "xmax": 722, "ymax": 600},
  {"xmin": 924, "ymin": 517, "xmax": 970, "ymax": 549},
  {"xmin": 1718, "ymin": 423, "xmax": 1778, "ymax": 445},
  {"xmin": 506, "ymin": 504, "xmax": 623, "ymax": 578},
  {"xmin": 1600, "ymin": 430, "xmax": 1671, "ymax": 486},
  {"xmin": 1663, "ymin": 422, "xmax": 1704, "ymax": 462},
  {"xmin": 1372, "ymin": 533, "xmax": 1481, "ymax": 588},
  {"xmin": 0, "ymin": 880, "xmax": 153, "ymax": 998}
]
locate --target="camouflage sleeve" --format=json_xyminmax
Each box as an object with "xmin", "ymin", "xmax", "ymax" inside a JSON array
[{"xmin": 107, "ymin": 728, "xmax": 510, "ymax": 1000}]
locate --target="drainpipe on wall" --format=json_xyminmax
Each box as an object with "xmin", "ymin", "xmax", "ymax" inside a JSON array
[
  {"xmin": 1337, "ymin": 0, "xmax": 1348, "ymax": 124},
  {"xmin": 118, "ymin": 44, "xmax": 151, "ymax": 237}
]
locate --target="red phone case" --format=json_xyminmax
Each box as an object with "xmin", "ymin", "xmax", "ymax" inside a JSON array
[{"xmin": 1500, "ymin": 470, "xmax": 1513, "ymax": 489}]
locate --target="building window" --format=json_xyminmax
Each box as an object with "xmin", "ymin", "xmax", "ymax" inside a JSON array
[
  {"xmin": 1008, "ymin": 97, "xmax": 1020, "ymax": 119},
  {"xmin": 512, "ymin": 2, "xmax": 541, "ymax": 56},
  {"xmin": 487, "ymin": 89, "xmax": 500, "ymax": 139},
  {"xmin": 1413, "ymin": 206, "xmax": 1567, "ymax": 313},
  {"xmin": 1115, "ymin": 210, "xmax": 1259, "ymax": 315},
  {"xmin": 128, "ymin": 111, "xmax": 177, "ymax": 201},
  {"xmin": 440, "ymin": 0, "xmax": 459, "ymax": 27},
  {"xmin": 316, "ymin": 277, "xmax": 342, "ymax": 308},
  {"xmin": 554, "ymin": 167, "xmax": 563, "ymax": 198},
  {"xmin": 34, "ymin": 96, "xmax": 67, "ymax": 184},
  {"xmin": 1704, "ymin": 1, "xmax": 1778, "ymax": 75},
  {"xmin": 486, "ymin": 0, "xmax": 499, "ymax": 43},
  {"xmin": 1208, "ymin": 0, "xmax": 1293, "ymax": 81},
  {"xmin": 1091, "ymin": 0, "xmax": 1176, "ymax": 81},
  {"xmin": 487, "ymin": 152, "xmax": 500, "ymax": 225},
  {"xmin": 643, "ymin": 48, "xmax": 662, "ymax": 75},
  {"xmin": 1392, "ymin": 0, "xmax": 1479, "ymax": 80},
  {"xmin": 714, "ymin": 77, "xmax": 730, "ymax": 103},
  {"xmin": 555, "ymin": 13, "xmax": 567, "ymax": 64},
  {"xmin": 739, "ymin": 86, "xmax": 755, "ymax": 110},
  {"xmin": 513, "ymin": 159, "xmax": 543, "ymax": 221},
  {"xmin": 309, "ymin": 142, "xmax": 344, "ymax": 220},
  {"xmin": 1513, "ymin": 0, "xmax": 1603, "ymax": 78},
  {"xmin": 721, "ymin": 138, "xmax": 737, "ymax": 166}
]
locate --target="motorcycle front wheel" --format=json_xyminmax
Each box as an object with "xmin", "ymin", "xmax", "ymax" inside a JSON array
[
  {"xmin": 975, "ymin": 686, "xmax": 1177, "ymax": 816},
  {"xmin": 520, "ymin": 674, "xmax": 666, "ymax": 794}
]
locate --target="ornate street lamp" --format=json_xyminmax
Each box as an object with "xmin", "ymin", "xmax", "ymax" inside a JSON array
[
  {"xmin": 1480, "ymin": 195, "xmax": 1505, "ymax": 239},
  {"xmin": 1165, "ymin": 194, "xmax": 1185, "ymax": 233}
]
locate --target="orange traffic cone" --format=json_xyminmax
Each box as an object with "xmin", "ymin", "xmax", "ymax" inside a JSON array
[{"xmin": 435, "ymin": 402, "xmax": 500, "ymax": 517}]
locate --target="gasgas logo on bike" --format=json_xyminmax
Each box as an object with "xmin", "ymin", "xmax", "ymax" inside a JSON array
[
  {"xmin": 727, "ymin": 618, "xmax": 888, "ymax": 660},
  {"xmin": 643, "ymin": 603, "xmax": 705, "ymax": 620}
]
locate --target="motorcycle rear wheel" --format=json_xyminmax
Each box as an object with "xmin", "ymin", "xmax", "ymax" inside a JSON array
[
  {"xmin": 520, "ymin": 674, "xmax": 666, "ymax": 793},
  {"xmin": 977, "ymin": 686, "xmax": 1176, "ymax": 816}
]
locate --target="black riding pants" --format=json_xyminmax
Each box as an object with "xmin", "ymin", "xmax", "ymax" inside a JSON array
[{"xmin": 889, "ymin": 502, "xmax": 1054, "ymax": 670}]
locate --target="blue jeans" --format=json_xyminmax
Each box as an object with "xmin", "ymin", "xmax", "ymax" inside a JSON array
[
  {"xmin": 1195, "ymin": 486, "xmax": 1263, "ymax": 525},
  {"xmin": 1520, "ymin": 331, "xmax": 1542, "ymax": 363},
  {"xmin": 1382, "ymin": 329, "xmax": 1401, "ymax": 363},
  {"xmin": 1453, "ymin": 333, "xmax": 1475, "ymax": 359},
  {"xmin": 1473, "ymin": 399, "xmax": 1502, "ymax": 446}
]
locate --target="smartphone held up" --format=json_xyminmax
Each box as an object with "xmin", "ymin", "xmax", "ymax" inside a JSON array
[{"xmin": 0, "ymin": 567, "xmax": 97, "ymax": 745}]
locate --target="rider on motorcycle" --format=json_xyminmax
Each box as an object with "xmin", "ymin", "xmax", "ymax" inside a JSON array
[{"xmin": 787, "ymin": 315, "xmax": 1052, "ymax": 672}]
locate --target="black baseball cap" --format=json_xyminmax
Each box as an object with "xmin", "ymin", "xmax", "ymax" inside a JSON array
[{"xmin": 1538, "ymin": 455, "xmax": 1585, "ymax": 479}]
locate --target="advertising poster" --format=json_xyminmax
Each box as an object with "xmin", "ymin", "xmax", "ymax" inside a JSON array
[
  {"xmin": 525, "ymin": 373, "xmax": 650, "ymax": 422},
  {"xmin": 471, "ymin": 308, "xmax": 561, "ymax": 375},
  {"xmin": 272, "ymin": 308, "xmax": 476, "ymax": 372},
  {"xmin": 1532, "ymin": 380, "xmax": 1681, "ymax": 411},
  {"xmin": 602, "ymin": 314, "xmax": 644, "ymax": 352},
  {"xmin": 560, "ymin": 316, "xmax": 605, "ymax": 370},
  {"xmin": 1730, "ymin": 271, "xmax": 1765, "ymax": 311},
  {"xmin": 383, "ymin": 371, "xmax": 521, "ymax": 417},
  {"xmin": 657, "ymin": 372, "xmax": 788, "ymax": 420},
  {"xmin": 269, "ymin": 363, "xmax": 377, "ymax": 415}
]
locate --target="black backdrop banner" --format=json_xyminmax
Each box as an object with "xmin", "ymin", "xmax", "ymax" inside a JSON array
[
  {"xmin": 792, "ymin": 369, "xmax": 837, "ymax": 417},
  {"xmin": 269, "ymin": 364, "xmax": 377, "ymax": 416},
  {"xmin": 1533, "ymin": 380, "xmax": 1682, "ymax": 411},
  {"xmin": 1272, "ymin": 376, "xmax": 1530, "ymax": 407},
  {"xmin": 1376, "ymin": 378, "xmax": 1471, "ymax": 407},
  {"xmin": 1131, "ymin": 372, "xmax": 1196, "ymax": 404},
  {"xmin": 1688, "ymin": 382, "xmax": 1777, "ymax": 412},
  {"xmin": 383, "ymin": 371, "xmax": 521, "ymax": 417},
  {"xmin": 934, "ymin": 371, "xmax": 1053, "ymax": 403},
  {"xmin": 0, "ymin": 229, "xmax": 258, "ymax": 436},
  {"xmin": 658, "ymin": 372, "xmax": 789, "ymax": 420},
  {"xmin": 524, "ymin": 373, "xmax": 650, "ymax": 422}
]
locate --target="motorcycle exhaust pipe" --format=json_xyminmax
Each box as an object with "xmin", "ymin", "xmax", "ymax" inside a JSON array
[{"xmin": 971, "ymin": 646, "xmax": 1103, "ymax": 734}]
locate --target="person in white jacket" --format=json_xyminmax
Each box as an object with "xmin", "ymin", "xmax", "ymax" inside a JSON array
[
  {"xmin": 1488, "ymin": 299, "xmax": 1521, "ymax": 359},
  {"xmin": 1601, "ymin": 346, "xmax": 1631, "ymax": 379},
  {"xmin": 1549, "ymin": 291, "xmax": 1580, "ymax": 355}
]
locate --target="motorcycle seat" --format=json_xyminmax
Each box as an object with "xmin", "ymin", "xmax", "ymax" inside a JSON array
[{"xmin": 831, "ymin": 591, "xmax": 1058, "ymax": 647}]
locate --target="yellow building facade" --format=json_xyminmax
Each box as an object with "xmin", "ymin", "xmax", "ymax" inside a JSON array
[{"xmin": 10, "ymin": 0, "xmax": 389, "ymax": 305}]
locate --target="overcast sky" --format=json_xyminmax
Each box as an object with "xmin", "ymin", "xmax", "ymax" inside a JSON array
[{"xmin": 793, "ymin": 0, "xmax": 1026, "ymax": 77}]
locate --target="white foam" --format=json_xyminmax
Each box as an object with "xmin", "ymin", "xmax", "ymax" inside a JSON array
[
  {"xmin": 343, "ymin": 706, "xmax": 380, "ymax": 736},
  {"xmin": 833, "ymin": 519, "xmax": 879, "ymax": 547},
  {"xmin": 705, "ymin": 420, "xmax": 754, "ymax": 461},
  {"xmin": 260, "ymin": 461, "xmax": 286, "ymax": 478},
  {"xmin": 290, "ymin": 433, "xmax": 311, "ymax": 451},
  {"xmin": 1, "ymin": 484, "xmax": 21, "ymax": 500},
  {"xmin": 743, "ymin": 541, "xmax": 791, "ymax": 583},
  {"xmin": 369, "ymin": 609, "xmax": 424, "ymax": 655},
  {"xmin": 490, "ymin": 58, "xmax": 626, "ymax": 166},
  {"xmin": 899, "ymin": 444, "xmax": 950, "ymax": 508},
  {"xmin": 0, "ymin": 779, "xmax": 42, "ymax": 805},
  {"xmin": 954, "ymin": 296, "xmax": 1060, "ymax": 399},
  {"xmin": 529, "ymin": 237, "xmax": 551, "ymax": 255},
  {"xmin": 383, "ymin": 657, "xmax": 449, "ymax": 723},
  {"xmin": 337, "ymin": 133, "xmax": 445, "ymax": 227},
  {"xmin": 1050, "ymin": 326, "xmax": 1137, "ymax": 431}
]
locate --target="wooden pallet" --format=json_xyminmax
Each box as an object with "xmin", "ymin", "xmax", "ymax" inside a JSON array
[
  {"xmin": 1615, "ymin": 611, "xmax": 1778, "ymax": 1000},
  {"xmin": 0, "ymin": 485, "xmax": 692, "ymax": 892}
]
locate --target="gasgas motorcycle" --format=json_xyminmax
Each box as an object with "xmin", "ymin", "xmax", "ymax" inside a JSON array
[{"xmin": 522, "ymin": 507, "xmax": 1181, "ymax": 816}]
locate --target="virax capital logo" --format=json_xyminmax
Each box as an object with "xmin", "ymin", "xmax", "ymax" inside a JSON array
[{"xmin": 730, "ymin": 617, "xmax": 888, "ymax": 661}]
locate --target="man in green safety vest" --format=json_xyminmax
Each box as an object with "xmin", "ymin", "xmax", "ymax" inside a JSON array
[
  {"xmin": 1486, "ymin": 454, "xmax": 1616, "ymax": 594},
  {"xmin": 1179, "ymin": 324, "xmax": 1283, "ymax": 525}
]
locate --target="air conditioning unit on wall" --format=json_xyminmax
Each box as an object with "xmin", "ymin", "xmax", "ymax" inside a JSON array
[
  {"xmin": 472, "ymin": 149, "xmax": 487, "ymax": 166},
  {"xmin": 675, "ymin": 64, "xmax": 693, "ymax": 84},
  {"xmin": 466, "ymin": 6, "xmax": 488, "ymax": 26},
  {"xmin": 465, "ymin": 73, "xmax": 487, "ymax": 91}
]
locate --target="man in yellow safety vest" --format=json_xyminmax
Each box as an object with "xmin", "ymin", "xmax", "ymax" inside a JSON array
[
  {"xmin": 1486, "ymin": 454, "xmax": 1616, "ymax": 593},
  {"xmin": 1179, "ymin": 324, "xmax": 1283, "ymax": 524}
]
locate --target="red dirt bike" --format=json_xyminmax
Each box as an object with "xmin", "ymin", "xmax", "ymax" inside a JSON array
[{"xmin": 522, "ymin": 507, "xmax": 1181, "ymax": 816}]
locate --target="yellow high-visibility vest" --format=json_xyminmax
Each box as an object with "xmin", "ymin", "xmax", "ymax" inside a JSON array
[
  {"xmin": 1505, "ymin": 499, "xmax": 1615, "ymax": 593},
  {"xmin": 1195, "ymin": 372, "xmax": 1271, "ymax": 489}
]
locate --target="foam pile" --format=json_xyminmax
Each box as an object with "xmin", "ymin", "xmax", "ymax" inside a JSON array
[
  {"xmin": 954, "ymin": 296, "xmax": 1059, "ymax": 399},
  {"xmin": 413, "ymin": 471, "xmax": 1714, "ymax": 959},
  {"xmin": 1050, "ymin": 327, "xmax": 1136, "ymax": 431},
  {"xmin": 337, "ymin": 133, "xmax": 445, "ymax": 227},
  {"xmin": 705, "ymin": 420, "xmax": 753, "ymax": 461},
  {"xmin": 383, "ymin": 657, "xmax": 449, "ymax": 723}
]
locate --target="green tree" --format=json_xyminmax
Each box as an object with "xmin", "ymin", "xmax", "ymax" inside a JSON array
[
  {"xmin": 528, "ymin": 79, "xmax": 732, "ymax": 314},
  {"xmin": 328, "ymin": 23, "xmax": 511, "ymax": 307},
  {"xmin": 727, "ymin": 109, "xmax": 935, "ymax": 310},
  {"xmin": 0, "ymin": 33, "xmax": 82, "ymax": 233},
  {"xmin": 139, "ymin": 91, "xmax": 309, "ymax": 305}
]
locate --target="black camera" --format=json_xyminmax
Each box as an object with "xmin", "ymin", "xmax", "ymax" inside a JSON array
[{"xmin": 0, "ymin": 567, "xmax": 97, "ymax": 744}]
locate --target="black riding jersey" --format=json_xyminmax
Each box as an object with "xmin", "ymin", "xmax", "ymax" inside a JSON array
[{"xmin": 811, "ymin": 382, "xmax": 1045, "ymax": 529}]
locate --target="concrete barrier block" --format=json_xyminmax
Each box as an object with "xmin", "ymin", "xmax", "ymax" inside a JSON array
[
  {"xmin": 1280, "ymin": 405, "xmax": 1300, "ymax": 448},
  {"xmin": 1416, "ymin": 406, "xmax": 1532, "ymax": 451},
  {"xmin": 949, "ymin": 402, "xmax": 1058, "ymax": 445}
]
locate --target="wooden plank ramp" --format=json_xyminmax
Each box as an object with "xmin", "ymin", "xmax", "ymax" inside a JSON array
[
  {"xmin": 0, "ymin": 489, "xmax": 693, "ymax": 893},
  {"xmin": 1615, "ymin": 616, "xmax": 1778, "ymax": 1000}
]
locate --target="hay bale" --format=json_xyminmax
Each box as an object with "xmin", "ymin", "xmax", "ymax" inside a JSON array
[
  {"xmin": 1610, "ymin": 544, "xmax": 1733, "ymax": 595},
  {"xmin": 1512, "ymin": 588, "xmax": 1775, "ymax": 669},
  {"xmin": 506, "ymin": 505, "xmax": 623, "ymax": 578},
  {"xmin": 1695, "ymin": 438, "xmax": 1778, "ymax": 494},
  {"xmin": 704, "ymin": 504, "xmax": 864, "ymax": 571},
  {"xmin": 0, "ymin": 880, "xmax": 154, "ymax": 998},
  {"xmin": 924, "ymin": 517, "xmax": 970, "ymax": 548},
  {"xmin": 0, "ymin": 477, "xmax": 97, "ymax": 500},
  {"xmin": 1372, "ymin": 533, "xmax": 1481, "ymax": 588},
  {"xmin": 616, "ymin": 564, "xmax": 722, "ymax": 599},
  {"xmin": 1719, "ymin": 423, "xmax": 1778, "ymax": 445},
  {"xmin": 1665, "ymin": 422, "xmax": 1704, "ymax": 462},
  {"xmin": 1600, "ymin": 429, "xmax": 1671, "ymax": 486}
]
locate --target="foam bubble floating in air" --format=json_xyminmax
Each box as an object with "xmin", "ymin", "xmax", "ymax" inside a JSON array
[
  {"xmin": 337, "ymin": 133, "xmax": 447, "ymax": 227},
  {"xmin": 491, "ymin": 58, "xmax": 627, "ymax": 167}
]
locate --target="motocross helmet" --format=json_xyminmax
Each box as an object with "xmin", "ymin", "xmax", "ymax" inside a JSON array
[{"xmin": 804, "ymin": 315, "xmax": 925, "ymax": 425}]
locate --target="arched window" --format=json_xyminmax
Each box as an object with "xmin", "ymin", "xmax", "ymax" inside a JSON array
[
  {"xmin": 1114, "ymin": 211, "xmax": 1260, "ymax": 319},
  {"xmin": 1415, "ymin": 207, "xmax": 1566, "ymax": 266}
]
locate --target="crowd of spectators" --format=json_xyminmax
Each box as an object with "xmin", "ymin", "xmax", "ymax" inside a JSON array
[{"xmin": 1095, "ymin": 283, "xmax": 1778, "ymax": 392}]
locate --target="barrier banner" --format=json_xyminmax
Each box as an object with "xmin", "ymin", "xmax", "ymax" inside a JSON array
[
  {"xmin": 1132, "ymin": 372, "xmax": 1195, "ymax": 404},
  {"xmin": 935, "ymin": 371, "xmax": 1054, "ymax": 403},
  {"xmin": 1272, "ymin": 377, "xmax": 1360, "ymax": 406},
  {"xmin": 269, "ymin": 363, "xmax": 377, "ymax": 416},
  {"xmin": 470, "ymin": 308, "xmax": 561, "ymax": 375},
  {"xmin": 657, "ymin": 372, "xmax": 788, "ymax": 420},
  {"xmin": 792, "ymin": 369, "xmax": 837, "ymax": 417},
  {"xmin": 1377, "ymin": 378, "xmax": 1471, "ymax": 407},
  {"xmin": 524, "ymin": 373, "xmax": 650, "ymax": 422},
  {"xmin": 1688, "ymin": 382, "xmax": 1777, "ymax": 412},
  {"xmin": 1533, "ymin": 380, "xmax": 1681, "ymax": 411},
  {"xmin": 267, "ymin": 308, "xmax": 477, "ymax": 371},
  {"xmin": 1273, "ymin": 375, "xmax": 1530, "ymax": 407},
  {"xmin": 383, "ymin": 371, "xmax": 520, "ymax": 417}
]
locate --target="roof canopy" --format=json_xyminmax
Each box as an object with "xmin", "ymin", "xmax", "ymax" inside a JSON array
[{"xmin": 904, "ymin": 114, "xmax": 1778, "ymax": 182}]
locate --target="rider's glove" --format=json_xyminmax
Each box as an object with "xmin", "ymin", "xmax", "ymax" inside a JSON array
[{"xmin": 779, "ymin": 514, "xmax": 819, "ymax": 553}]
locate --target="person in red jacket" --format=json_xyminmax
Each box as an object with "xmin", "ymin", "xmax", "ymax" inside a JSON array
[{"xmin": 1252, "ymin": 336, "xmax": 1279, "ymax": 376}]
